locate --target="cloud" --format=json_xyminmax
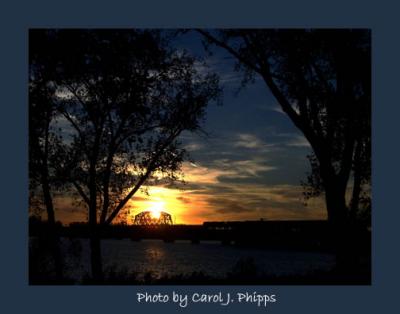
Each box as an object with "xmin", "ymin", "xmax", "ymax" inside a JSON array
[
  {"xmin": 285, "ymin": 135, "xmax": 311, "ymax": 148},
  {"xmin": 208, "ymin": 197, "xmax": 249, "ymax": 213},
  {"xmin": 184, "ymin": 142, "xmax": 205, "ymax": 152},
  {"xmin": 234, "ymin": 133, "xmax": 266, "ymax": 149},
  {"xmin": 180, "ymin": 181, "xmax": 327, "ymax": 221},
  {"xmin": 259, "ymin": 104, "xmax": 286, "ymax": 115},
  {"xmin": 176, "ymin": 196, "xmax": 192, "ymax": 204},
  {"xmin": 265, "ymin": 131, "xmax": 311, "ymax": 148},
  {"xmin": 202, "ymin": 55, "xmax": 242, "ymax": 85},
  {"xmin": 49, "ymin": 167, "xmax": 326, "ymax": 224},
  {"xmin": 212, "ymin": 158, "xmax": 276, "ymax": 179},
  {"xmin": 182, "ymin": 156, "xmax": 277, "ymax": 186},
  {"xmin": 181, "ymin": 162, "xmax": 235, "ymax": 184}
]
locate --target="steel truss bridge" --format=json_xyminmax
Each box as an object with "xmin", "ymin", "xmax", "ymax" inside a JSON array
[{"xmin": 133, "ymin": 211, "xmax": 173, "ymax": 226}]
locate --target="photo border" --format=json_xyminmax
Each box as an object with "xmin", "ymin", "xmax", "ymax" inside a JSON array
[{"xmin": 0, "ymin": 1, "xmax": 398, "ymax": 313}]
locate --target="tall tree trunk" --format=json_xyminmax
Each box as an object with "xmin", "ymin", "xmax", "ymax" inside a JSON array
[
  {"xmin": 350, "ymin": 140, "xmax": 363, "ymax": 221},
  {"xmin": 324, "ymin": 182, "xmax": 348, "ymax": 228},
  {"xmin": 42, "ymin": 169, "xmax": 55, "ymax": 225},
  {"xmin": 41, "ymin": 171, "xmax": 63, "ymax": 281},
  {"xmin": 323, "ymin": 175, "xmax": 360, "ymax": 273},
  {"xmin": 89, "ymin": 231, "xmax": 103, "ymax": 283},
  {"xmin": 41, "ymin": 142, "xmax": 63, "ymax": 281},
  {"xmin": 88, "ymin": 189, "xmax": 103, "ymax": 281},
  {"xmin": 88, "ymin": 138, "xmax": 103, "ymax": 282}
]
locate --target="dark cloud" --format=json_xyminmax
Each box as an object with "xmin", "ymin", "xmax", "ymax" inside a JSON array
[
  {"xmin": 208, "ymin": 197, "xmax": 250, "ymax": 214},
  {"xmin": 176, "ymin": 196, "xmax": 192, "ymax": 204}
]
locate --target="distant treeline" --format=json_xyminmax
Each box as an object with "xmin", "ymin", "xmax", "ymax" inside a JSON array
[{"xmin": 29, "ymin": 217, "xmax": 370, "ymax": 252}]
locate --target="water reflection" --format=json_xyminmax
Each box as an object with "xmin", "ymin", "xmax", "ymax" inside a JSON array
[
  {"xmin": 144, "ymin": 240, "xmax": 166, "ymax": 265},
  {"xmin": 60, "ymin": 238, "xmax": 336, "ymax": 281}
]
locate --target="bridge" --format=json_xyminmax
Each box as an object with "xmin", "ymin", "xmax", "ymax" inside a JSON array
[
  {"xmin": 30, "ymin": 219, "xmax": 371, "ymax": 252},
  {"xmin": 133, "ymin": 211, "xmax": 173, "ymax": 225},
  {"xmin": 128, "ymin": 220, "xmax": 336, "ymax": 249}
]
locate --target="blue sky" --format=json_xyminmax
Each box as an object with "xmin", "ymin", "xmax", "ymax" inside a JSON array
[
  {"xmin": 147, "ymin": 31, "xmax": 328, "ymax": 223},
  {"xmin": 49, "ymin": 30, "xmax": 327, "ymax": 225}
]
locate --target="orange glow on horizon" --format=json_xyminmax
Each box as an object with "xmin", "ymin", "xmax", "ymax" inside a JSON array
[
  {"xmin": 126, "ymin": 184, "xmax": 212, "ymax": 225},
  {"xmin": 120, "ymin": 161, "xmax": 328, "ymax": 225},
  {"xmin": 49, "ymin": 160, "xmax": 327, "ymax": 226}
]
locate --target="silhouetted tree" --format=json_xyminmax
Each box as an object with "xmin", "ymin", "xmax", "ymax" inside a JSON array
[
  {"xmin": 29, "ymin": 78, "xmax": 57, "ymax": 225},
  {"xmin": 30, "ymin": 29, "xmax": 220, "ymax": 281},
  {"xmin": 198, "ymin": 29, "xmax": 371, "ymax": 228},
  {"xmin": 29, "ymin": 64, "xmax": 64, "ymax": 280}
]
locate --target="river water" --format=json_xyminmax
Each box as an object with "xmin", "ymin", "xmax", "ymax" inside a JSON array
[{"xmin": 57, "ymin": 238, "xmax": 336, "ymax": 281}]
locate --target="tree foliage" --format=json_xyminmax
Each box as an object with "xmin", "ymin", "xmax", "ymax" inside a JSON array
[
  {"xmin": 30, "ymin": 29, "xmax": 220, "ymax": 280},
  {"xmin": 199, "ymin": 29, "xmax": 371, "ymax": 225},
  {"xmin": 30, "ymin": 29, "xmax": 220, "ymax": 226}
]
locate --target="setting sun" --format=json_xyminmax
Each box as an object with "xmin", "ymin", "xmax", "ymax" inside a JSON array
[
  {"xmin": 148, "ymin": 201, "xmax": 164, "ymax": 219},
  {"xmin": 126, "ymin": 184, "xmax": 214, "ymax": 225}
]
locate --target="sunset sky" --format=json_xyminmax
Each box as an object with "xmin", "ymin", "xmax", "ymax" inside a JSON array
[{"xmin": 51, "ymin": 31, "xmax": 327, "ymax": 225}]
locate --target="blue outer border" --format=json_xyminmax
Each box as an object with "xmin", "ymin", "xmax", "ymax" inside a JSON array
[{"xmin": 0, "ymin": 1, "xmax": 399, "ymax": 313}]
